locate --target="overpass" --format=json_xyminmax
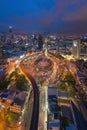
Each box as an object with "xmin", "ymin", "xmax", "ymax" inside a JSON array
[{"xmin": 20, "ymin": 64, "xmax": 39, "ymax": 130}]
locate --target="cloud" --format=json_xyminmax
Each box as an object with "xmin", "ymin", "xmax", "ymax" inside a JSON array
[
  {"xmin": 0, "ymin": 0, "xmax": 87, "ymax": 34},
  {"xmin": 63, "ymin": 4, "xmax": 87, "ymax": 22}
]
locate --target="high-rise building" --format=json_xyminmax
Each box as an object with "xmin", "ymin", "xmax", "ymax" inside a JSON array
[
  {"xmin": 72, "ymin": 38, "xmax": 87, "ymax": 59},
  {"xmin": 72, "ymin": 40, "xmax": 80, "ymax": 58},
  {"xmin": 9, "ymin": 26, "xmax": 12, "ymax": 33},
  {"xmin": 8, "ymin": 26, "xmax": 14, "ymax": 39},
  {"xmin": 37, "ymin": 34, "xmax": 43, "ymax": 50},
  {"xmin": 80, "ymin": 38, "xmax": 87, "ymax": 57},
  {"xmin": 0, "ymin": 34, "xmax": 6, "ymax": 43}
]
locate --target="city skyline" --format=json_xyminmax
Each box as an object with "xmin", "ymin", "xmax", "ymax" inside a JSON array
[
  {"xmin": 0, "ymin": 21, "xmax": 87, "ymax": 129},
  {"xmin": 0, "ymin": 0, "xmax": 87, "ymax": 34}
]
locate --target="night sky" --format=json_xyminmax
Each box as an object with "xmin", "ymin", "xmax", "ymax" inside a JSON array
[{"xmin": 0, "ymin": 0, "xmax": 87, "ymax": 34}]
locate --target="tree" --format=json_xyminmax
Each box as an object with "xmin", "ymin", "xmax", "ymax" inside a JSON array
[
  {"xmin": 0, "ymin": 77, "xmax": 10, "ymax": 91},
  {"xmin": 5, "ymin": 110, "xmax": 20, "ymax": 125},
  {"xmin": 58, "ymin": 82, "xmax": 67, "ymax": 91},
  {"xmin": 61, "ymin": 116, "xmax": 69, "ymax": 130},
  {"xmin": 9, "ymin": 68, "xmax": 19, "ymax": 81},
  {"xmin": 16, "ymin": 75, "xmax": 27, "ymax": 91},
  {"xmin": 64, "ymin": 73, "xmax": 76, "ymax": 87}
]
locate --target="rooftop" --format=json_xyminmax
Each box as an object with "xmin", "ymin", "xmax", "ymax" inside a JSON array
[{"xmin": 48, "ymin": 87, "xmax": 60, "ymax": 130}]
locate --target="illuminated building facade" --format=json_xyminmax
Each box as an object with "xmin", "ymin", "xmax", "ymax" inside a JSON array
[
  {"xmin": 8, "ymin": 26, "xmax": 14, "ymax": 39},
  {"xmin": 72, "ymin": 40, "xmax": 80, "ymax": 58},
  {"xmin": 80, "ymin": 38, "xmax": 87, "ymax": 57}
]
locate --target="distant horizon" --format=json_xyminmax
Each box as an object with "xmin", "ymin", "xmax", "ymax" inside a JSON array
[{"xmin": 0, "ymin": 28, "xmax": 87, "ymax": 36}]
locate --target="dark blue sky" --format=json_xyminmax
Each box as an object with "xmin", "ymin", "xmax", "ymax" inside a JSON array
[{"xmin": 0, "ymin": 0, "xmax": 87, "ymax": 34}]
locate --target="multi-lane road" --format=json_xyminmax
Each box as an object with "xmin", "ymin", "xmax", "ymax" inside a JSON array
[
  {"xmin": 20, "ymin": 51, "xmax": 87, "ymax": 130},
  {"xmin": 20, "ymin": 64, "xmax": 39, "ymax": 130}
]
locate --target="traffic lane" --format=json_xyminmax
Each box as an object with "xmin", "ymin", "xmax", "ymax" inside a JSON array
[{"xmin": 20, "ymin": 64, "xmax": 39, "ymax": 130}]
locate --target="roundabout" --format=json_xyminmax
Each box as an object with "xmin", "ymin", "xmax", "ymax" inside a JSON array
[
  {"xmin": 34, "ymin": 56, "xmax": 53, "ymax": 71},
  {"xmin": 23, "ymin": 51, "xmax": 67, "ymax": 86}
]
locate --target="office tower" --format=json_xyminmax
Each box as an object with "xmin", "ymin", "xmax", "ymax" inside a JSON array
[
  {"xmin": 8, "ymin": 26, "xmax": 14, "ymax": 39},
  {"xmin": 9, "ymin": 26, "xmax": 12, "ymax": 33},
  {"xmin": 0, "ymin": 34, "xmax": 6, "ymax": 43},
  {"xmin": 72, "ymin": 40, "xmax": 80, "ymax": 58},
  {"xmin": 33, "ymin": 34, "xmax": 37, "ymax": 44},
  {"xmin": 80, "ymin": 38, "xmax": 87, "ymax": 57},
  {"xmin": 37, "ymin": 34, "xmax": 43, "ymax": 50}
]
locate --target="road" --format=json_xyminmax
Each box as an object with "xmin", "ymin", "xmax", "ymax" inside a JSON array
[
  {"xmin": 71, "ymin": 101, "xmax": 87, "ymax": 130},
  {"xmin": 19, "ymin": 63, "xmax": 39, "ymax": 130}
]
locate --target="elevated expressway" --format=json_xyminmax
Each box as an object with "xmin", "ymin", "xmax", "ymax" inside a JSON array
[{"xmin": 19, "ymin": 62, "xmax": 39, "ymax": 130}]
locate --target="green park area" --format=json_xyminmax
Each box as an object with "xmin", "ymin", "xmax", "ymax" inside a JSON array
[
  {"xmin": 5, "ymin": 109, "xmax": 20, "ymax": 126},
  {"xmin": 0, "ymin": 68, "xmax": 29, "ymax": 92},
  {"xmin": 0, "ymin": 68, "xmax": 29, "ymax": 127},
  {"xmin": 58, "ymin": 73, "xmax": 76, "ymax": 97},
  {"xmin": 9, "ymin": 68, "xmax": 29, "ymax": 91}
]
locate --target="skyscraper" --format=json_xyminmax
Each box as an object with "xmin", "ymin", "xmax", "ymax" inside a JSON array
[
  {"xmin": 80, "ymin": 38, "xmax": 87, "ymax": 57},
  {"xmin": 37, "ymin": 34, "xmax": 43, "ymax": 50},
  {"xmin": 8, "ymin": 26, "xmax": 14, "ymax": 39},
  {"xmin": 72, "ymin": 40, "xmax": 80, "ymax": 58},
  {"xmin": 0, "ymin": 34, "xmax": 6, "ymax": 43},
  {"xmin": 9, "ymin": 26, "xmax": 12, "ymax": 33}
]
